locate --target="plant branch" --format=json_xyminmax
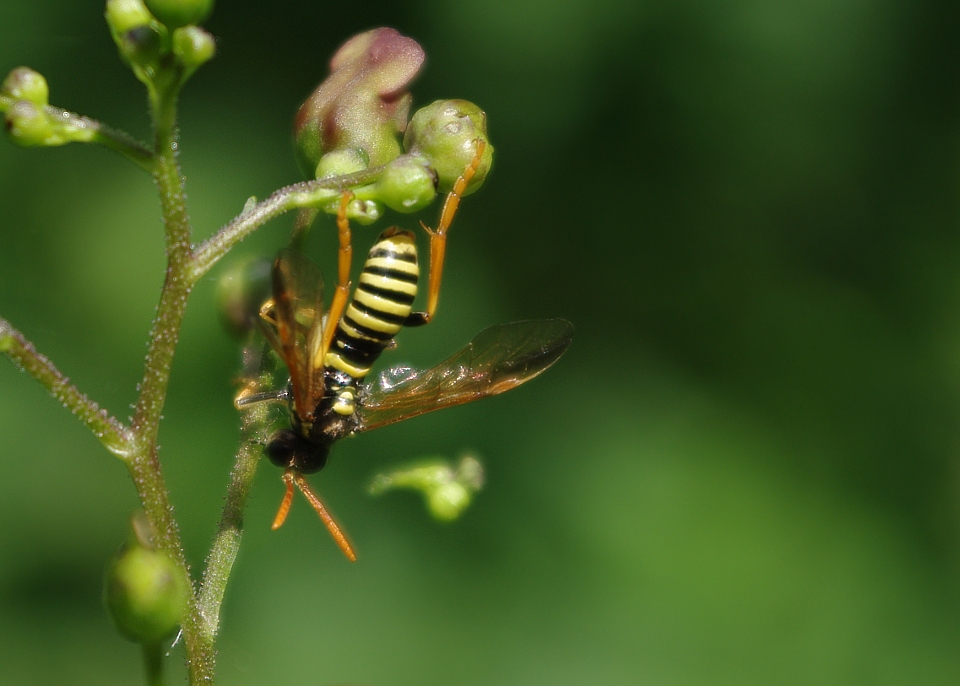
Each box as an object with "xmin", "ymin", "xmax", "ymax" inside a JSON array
[
  {"xmin": 142, "ymin": 643, "xmax": 164, "ymax": 686},
  {"xmin": 124, "ymin": 82, "xmax": 216, "ymax": 684},
  {"xmin": 130, "ymin": 94, "xmax": 193, "ymax": 445},
  {"xmin": 198, "ymin": 372, "xmax": 272, "ymax": 639},
  {"xmin": 0, "ymin": 316, "xmax": 133, "ymax": 457},
  {"xmin": 0, "ymin": 96, "xmax": 155, "ymax": 171},
  {"xmin": 190, "ymin": 164, "xmax": 386, "ymax": 279},
  {"xmin": 89, "ymin": 121, "xmax": 155, "ymax": 172},
  {"xmin": 45, "ymin": 105, "xmax": 156, "ymax": 171}
]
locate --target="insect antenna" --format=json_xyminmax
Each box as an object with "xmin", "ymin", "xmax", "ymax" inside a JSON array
[{"xmin": 271, "ymin": 469, "xmax": 357, "ymax": 562}]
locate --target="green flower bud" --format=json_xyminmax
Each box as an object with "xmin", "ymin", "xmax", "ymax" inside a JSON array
[
  {"xmin": 105, "ymin": 0, "xmax": 168, "ymax": 71},
  {"xmin": 344, "ymin": 198, "xmax": 383, "ymax": 225},
  {"xmin": 172, "ymin": 26, "xmax": 215, "ymax": 71},
  {"xmin": 118, "ymin": 24, "xmax": 165, "ymax": 66},
  {"xmin": 103, "ymin": 543, "xmax": 189, "ymax": 645},
  {"xmin": 372, "ymin": 155, "xmax": 437, "ymax": 213},
  {"xmin": 315, "ymin": 147, "xmax": 369, "ymax": 180},
  {"xmin": 294, "ymin": 28, "xmax": 425, "ymax": 177},
  {"xmin": 404, "ymin": 100, "xmax": 494, "ymax": 195},
  {"xmin": 5, "ymin": 101, "xmax": 58, "ymax": 147},
  {"xmin": 369, "ymin": 454, "xmax": 484, "ymax": 522},
  {"xmin": 2, "ymin": 68, "xmax": 49, "ymax": 107},
  {"xmin": 144, "ymin": 0, "xmax": 214, "ymax": 28},
  {"xmin": 216, "ymin": 256, "xmax": 272, "ymax": 337},
  {"xmin": 105, "ymin": 0, "xmax": 155, "ymax": 34},
  {"xmin": 427, "ymin": 481, "xmax": 472, "ymax": 522}
]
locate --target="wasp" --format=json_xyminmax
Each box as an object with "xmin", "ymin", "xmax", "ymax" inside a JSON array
[{"xmin": 241, "ymin": 141, "xmax": 573, "ymax": 560}]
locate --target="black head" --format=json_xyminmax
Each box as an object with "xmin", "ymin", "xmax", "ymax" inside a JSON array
[{"xmin": 265, "ymin": 428, "xmax": 330, "ymax": 474}]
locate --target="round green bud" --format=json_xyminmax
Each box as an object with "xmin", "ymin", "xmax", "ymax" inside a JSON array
[
  {"xmin": 216, "ymin": 256, "xmax": 272, "ymax": 337},
  {"xmin": 105, "ymin": 0, "xmax": 157, "ymax": 35},
  {"xmin": 144, "ymin": 0, "xmax": 214, "ymax": 28},
  {"xmin": 315, "ymin": 147, "xmax": 368, "ymax": 180},
  {"xmin": 172, "ymin": 26, "xmax": 215, "ymax": 70},
  {"xmin": 403, "ymin": 100, "xmax": 494, "ymax": 195},
  {"xmin": 103, "ymin": 544, "xmax": 189, "ymax": 644},
  {"xmin": 427, "ymin": 481, "xmax": 472, "ymax": 522},
  {"xmin": 5, "ymin": 101, "xmax": 56, "ymax": 147},
  {"xmin": 118, "ymin": 25, "xmax": 164, "ymax": 66},
  {"xmin": 2, "ymin": 68, "xmax": 49, "ymax": 107},
  {"xmin": 346, "ymin": 198, "xmax": 383, "ymax": 225},
  {"xmin": 373, "ymin": 155, "xmax": 438, "ymax": 213}
]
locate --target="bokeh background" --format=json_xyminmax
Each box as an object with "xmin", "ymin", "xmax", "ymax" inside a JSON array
[{"xmin": 3, "ymin": 0, "xmax": 960, "ymax": 684}]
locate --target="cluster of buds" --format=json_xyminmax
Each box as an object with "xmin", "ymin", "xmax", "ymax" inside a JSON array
[
  {"xmin": 294, "ymin": 28, "xmax": 494, "ymax": 224},
  {"xmin": 1, "ymin": 67, "xmax": 99, "ymax": 147},
  {"xmin": 105, "ymin": 0, "xmax": 215, "ymax": 90},
  {"xmin": 2, "ymin": 0, "xmax": 217, "ymax": 149}
]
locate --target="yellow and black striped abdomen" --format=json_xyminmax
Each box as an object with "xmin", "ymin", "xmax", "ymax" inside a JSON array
[{"xmin": 325, "ymin": 228, "xmax": 419, "ymax": 380}]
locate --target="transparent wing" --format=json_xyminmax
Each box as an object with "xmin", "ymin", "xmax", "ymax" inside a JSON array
[
  {"xmin": 356, "ymin": 319, "xmax": 574, "ymax": 433},
  {"xmin": 262, "ymin": 249, "xmax": 325, "ymax": 420}
]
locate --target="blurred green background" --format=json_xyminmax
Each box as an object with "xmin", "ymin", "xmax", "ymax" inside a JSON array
[{"xmin": 3, "ymin": 0, "xmax": 960, "ymax": 684}]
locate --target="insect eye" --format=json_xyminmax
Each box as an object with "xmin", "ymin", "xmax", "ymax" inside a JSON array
[{"xmin": 265, "ymin": 429, "xmax": 299, "ymax": 467}]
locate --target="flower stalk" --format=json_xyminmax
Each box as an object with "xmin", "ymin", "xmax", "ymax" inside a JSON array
[{"xmin": 1, "ymin": 11, "xmax": 494, "ymax": 684}]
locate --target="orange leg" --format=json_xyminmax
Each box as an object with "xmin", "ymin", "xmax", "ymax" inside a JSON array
[
  {"xmin": 315, "ymin": 191, "xmax": 354, "ymax": 369},
  {"xmin": 271, "ymin": 469, "xmax": 297, "ymax": 530},
  {"xmin": 409, "ymin": 139, "xmax": 487, "ymax": 326},
  {"xmin": 294, "ymin": 472, "xmax": 357, "ymax": 562}
]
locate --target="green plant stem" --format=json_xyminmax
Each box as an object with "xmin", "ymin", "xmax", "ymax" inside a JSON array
[
  {"xmin": 89, "ymin": 122, "xmax": 155, "ymax": 172},
  {"xmin": 0, "ymin": 97, "xmax": 154, "ymax": 171},
  {"xmin": 143, "ymin": 643, "xmax": 165, "ymax": 686},
  {"xmin": 126, "ymin": 83, "xmax": 215, "ymax": 684},
  {"xmin": 44, "ymin": 105, "xmax": 155, "ymax": 170},
  {"xmin": 190, "ymin": 164, "xmax": 386, "ymax": 279},
  {"xmin": 0, "ymin": 316, "xmax": 133, "ymax": 456},
  {"xmin": 198, "ymin": 376, "xmax": 271, "ymax": 638}
]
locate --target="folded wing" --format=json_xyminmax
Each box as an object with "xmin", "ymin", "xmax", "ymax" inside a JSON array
[{"xmin": 356, "ymin": 319, "xmax": 574, "ymax": 433}]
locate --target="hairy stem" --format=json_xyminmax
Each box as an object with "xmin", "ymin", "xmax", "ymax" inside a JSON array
[
  {"xmin": 90, "ymin": 122, "xmax": 155, "ymax": 172},
  {"xmin": 127, "ymin": 83, "xmax": 215, "ymax": 683},
  {"xmin": 0, "ymin": 97, "xmax": 155, "ymax": 171},
  {"xmin": 0, "ymin": 317, "xmax": 133, "ymax": 457},
  {"xmin": 190, "ymin": 164, "xmax": 386, "ymax": 279},
  {"xmin": 44, "ymin": 105, "xmax": 156, "ymax": 170},
  {"xmin": 198, "ymin": 373, "xmax": 272, "ymax": 638}
]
